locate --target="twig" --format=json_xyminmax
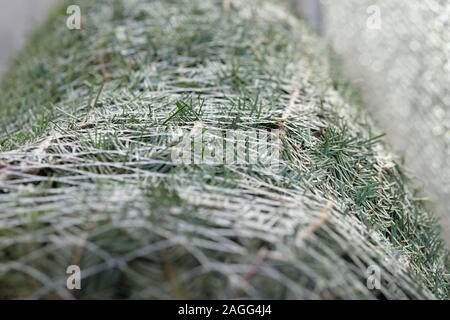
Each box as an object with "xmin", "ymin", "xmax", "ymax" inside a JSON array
[
  {"xmin": 223, "ymin": 0, "xmax": 232, "ymax": 10},
  {"xmin": 0, "ymin": 162, "xmax": 8, "ymax": 185},
  {"xmin": 282, "ymin": 88, "xmax": 300, "ymax": 121},
  {"xmin": 159, "ymin": 250, "xmax": 183, "ymax": 298},
  {"xmin": 31, "ymin": 131, "xmax": 61, "ymax": 156},
  {"xmin": 81, "ymin": 82, "xmax": 105, "ymax": 127},
  {"xmin": 296, "ymin": 201, "xmax": 334, "ymax": 247},
  {"xmin": 232, "ymin": 246, "xmax": 269, "ymax": 298},
  {"xmin": 71, "ymin": 229, "xmax": 91, "ymax": 267},
  {"xmin": 98, "ymin": 55, "xmax": 113, "ymax": 82}
]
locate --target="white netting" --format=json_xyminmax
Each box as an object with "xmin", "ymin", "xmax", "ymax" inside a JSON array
[{"xmin": 0, "ymin": 0, "xmax": 448, "ymax": 299}]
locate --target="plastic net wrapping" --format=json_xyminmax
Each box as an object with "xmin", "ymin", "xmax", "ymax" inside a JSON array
[
  {"xmin": 0, "ymin": 0, "xmax": 448, "ymax": 299},
  {"xmin": 321, "ymin": 0, "xmax": 450, "ymax": 244}
]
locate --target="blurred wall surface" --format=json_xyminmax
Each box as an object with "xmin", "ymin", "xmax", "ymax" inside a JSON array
[
  {"xmin": 0, "ymin": 0, "xmax": 56, "ymax": 75},
  {"xmin": 296, "ymin": 0, "xmax": 323, "ymax": 34},
  {"xmin": 300, "ymin": 0, "xmax": 450, "ymax": 245}
]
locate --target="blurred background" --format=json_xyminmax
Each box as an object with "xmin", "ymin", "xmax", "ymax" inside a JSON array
[
  {"xmin": 0, "ymin": 0, "xmax": 449, "ymax": 245},
  {"xmin": 0, "ymin": 0, "xmax": 55, "ymax": 75},
  {"xmin": 299, "ymin": 0, "xmax": 450, "ymax": 246}
]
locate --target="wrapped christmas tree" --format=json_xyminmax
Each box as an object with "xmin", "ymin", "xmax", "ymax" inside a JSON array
[{"xmin": 0, "ymin": 0, "xmax": 448, "ymax": 299}]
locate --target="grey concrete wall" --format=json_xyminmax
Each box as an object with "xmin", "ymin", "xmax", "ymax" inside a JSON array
[{"xmin": 0, "ymin": 0, "xmax": 57, "ymax": 75}]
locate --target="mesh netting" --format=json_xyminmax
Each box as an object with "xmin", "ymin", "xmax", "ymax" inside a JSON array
[
  {"xmin": 321, "ymin": 0, "xmax": 450, "ymax": 245},
  {"xmin": 0, "ymin": 0, "xmax": 448, "ymax": 299}
]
